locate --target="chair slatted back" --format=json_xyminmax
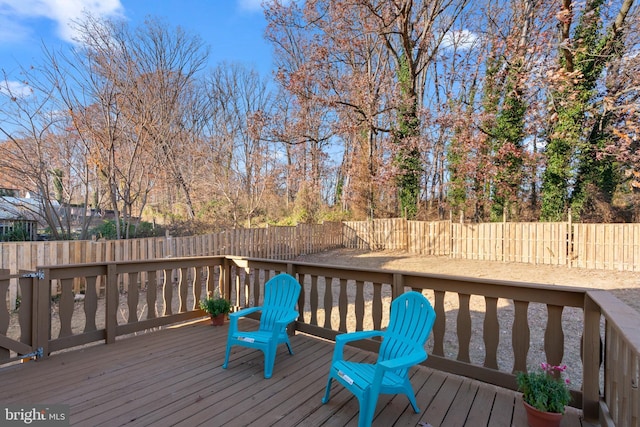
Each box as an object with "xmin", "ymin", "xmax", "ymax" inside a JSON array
[
  {"xmin": 378, "ymin": 292, "xmax": 435, "ymax": 370},
  {"xmin": 259, "ymin": 274, "xmax": 301, "ymax": 332}
]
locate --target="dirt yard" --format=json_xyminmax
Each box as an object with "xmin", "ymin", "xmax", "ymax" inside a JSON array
[{"xmin": 294, "ymin": 248, "xmax": 640, "ymax": 313}]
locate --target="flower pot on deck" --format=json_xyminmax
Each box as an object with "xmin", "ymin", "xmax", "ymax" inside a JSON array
[
  {"xmin": 523, "ymin": 402, "xmax": 563, "ymax": 427},
  {"xmin": 210, "ymin": 314, "xmax": 225, "ymax": 326}
]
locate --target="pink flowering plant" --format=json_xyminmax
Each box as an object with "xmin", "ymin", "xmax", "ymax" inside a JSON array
[{"xmin": 516, "ymin": 363, "xmax": 572, "ymax": 414}]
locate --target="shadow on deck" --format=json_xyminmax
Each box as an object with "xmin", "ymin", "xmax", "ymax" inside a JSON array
[{"xmin": 0, "ymin": 319, "xmax": 592, "ymax": 426}]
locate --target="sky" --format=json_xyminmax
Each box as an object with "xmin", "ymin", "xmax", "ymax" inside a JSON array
[{"xmin": 0, "ymin": 0, "xmax": 275, "ymax": 83}]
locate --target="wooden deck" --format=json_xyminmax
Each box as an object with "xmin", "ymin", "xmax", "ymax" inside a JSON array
[{"xmin": 0, "ymin": 319, "xmax": 593, "ymax": 427}]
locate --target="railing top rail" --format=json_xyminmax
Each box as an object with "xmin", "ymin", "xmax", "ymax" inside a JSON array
[
  {"xmin": 230, "ymin": 257, "xmax": 590, "ymax": 307},
  {"xmin": 37, "ymin": 256, "xmax": 227, "ymax": 279},
  {"xmin": 404, "ymin": 273, "xmax": 589, "ymax": 307},
  {"xmin": 588, "ymin": 290, "xmax": 640, "ymax": 352}
]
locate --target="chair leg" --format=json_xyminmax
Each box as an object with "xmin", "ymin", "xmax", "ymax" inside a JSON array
[
  {"xmin": 407, "ymin": 390, "xmax": 420, "ymax": 413},
  {"xmin": 264, "ymin": 348, "xmax": 276, "ymax": 379},
  {"xmin": 322, "ymin": 377, "xmax": 333, "ymax": 404},
  {"xmin": 222, "ymin": 342, "xmax": 232, "ymax": 369},
  {"xmin": 360, "ymin": 392, "xmax": 375, "ymax": 427},
  {"xmin": 404, "ymin": 382, "xmax": 420, "ymax": 413},
  {"xmin": 285, "ymin": 337, "xmax": 294, "ymax": 355}
]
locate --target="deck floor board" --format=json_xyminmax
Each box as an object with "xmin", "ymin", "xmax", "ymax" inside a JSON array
[{"xmin": 0, "ymin": 320, "xmax": 593, "ymax": 426}]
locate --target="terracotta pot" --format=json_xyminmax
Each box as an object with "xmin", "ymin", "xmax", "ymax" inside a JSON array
[
  {"xmin": 523, "ymin": 401, "xmax": 563, "ymax": 427},
  {"xmin": 210, "ymin": 314, "xmax": 225, "ymax": 326}
]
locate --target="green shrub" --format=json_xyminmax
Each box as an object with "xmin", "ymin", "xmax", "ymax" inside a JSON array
[{"xmin": 90, "ymin": 219, "xmax": 164, "ymax": 240}]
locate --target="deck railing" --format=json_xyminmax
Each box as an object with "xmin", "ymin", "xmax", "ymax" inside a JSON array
[{"xmin": 1, "ymin": 256, "xmax": 639, "ymax": 426}]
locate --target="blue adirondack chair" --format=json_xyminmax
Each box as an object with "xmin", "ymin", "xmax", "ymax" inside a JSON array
[
  {"xmin": 322, "ymin": 291, "xmax": 436, "ymax": 427},
  {"xmin": 222, "ymin": 273, "xmax": 301, "ymax": 379}
]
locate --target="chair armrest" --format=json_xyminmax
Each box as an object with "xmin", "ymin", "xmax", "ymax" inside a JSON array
[
  {"xmin": 274, "ymin": 310, "xmax": 299, "ymax": 327},
  {"xmin": 378, "ymin": 348, "xmax": 427, "ymax": 371},
  {"xmin": 270, "ymin": 310, "xmax": 300, "ymax": 339},
  {"xmin": 228, "ymin": 306, "xmax": 262, "ymax": 330},
  {"xmin": 335, "ymin": 330, "xmax": 384, "ymax": 344},
  {"xmin": 229, "ymin": 306, "xmax": 262, "ymax": 319},
  {"xmin": 333, "ymin": 330, "xmax": 385, "ymax": 362}
]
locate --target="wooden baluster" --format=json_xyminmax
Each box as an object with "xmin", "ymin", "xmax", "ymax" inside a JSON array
[
  {"xmin": 233, "ymin": 267, "xmax": 241, "ymax": 307},
  {"xmin": 206, "ymin": 265, "xmax": 215, "ymax": 295},
  {"xmin": 512, "ymin": 300, "xmax": 530, "ymax": 373},
  {"xmin": 310, "ymin": 275, "xmax": 318, "ymax": 326},
  {"xmin": 163, "ymin": 268, "xmax": 173, "ymax": 316},
  {"xmin": 84, "ymin": 276, "xmax": 98, "ymax": 332},
  {"xmin": 433, "ymin": 290, "xmax": 446, "ymax": 357},
  {"xmin": 128, "ymin": 272, "xmax": 139, "ymax": 322},
  {"xmin": 544, "ymin": 304, "xmax": 564, "ymax": 367},
  {"xmin": 355, "ymin": 280, "xmax": 364, "ymax": 331},
  {"xmin": 252, "ymin": 268, "xmax": 260, "ymax": 307},
  {"xmin": 243, "ymin": 268, "xmax": 250, "ymax": 307},
  {"xmin": 457, "ymin": 293, "xmax": 471, "ymax": 363},
  {"xmin": 323, "ymin": 277, "xmax": 333, "ymax": 329},
  {"xmin": 298, "ymin": 273, "xmax": 307, "ymax": 323},
  {"xmin": 483, "ymin": 296, "xmax": 499, "ymax": 369},
  {"xmin": 372, "ymin": 283, "xmax": 382, "ymax": 331},
  {"xmin": 58, "ymin": 278, "xmax": 74, "ymax": 338},
  {"xmin": 178, "ymin": 268, "xmax": 188, "ymax": 314},
  {"xmin": 192, "ymin": 267, "xmax": 202, "ymax": 311},
  {"xmin": 218, "ymin": 263, "xmax": 226, "ymax": 297},
  {"xmin": 147, "ymin": 271, "xmax": 157, "ymax": 319},
  {"xmin": 339, "ymin": 279, "xmax": 348, "ymax": 332}
]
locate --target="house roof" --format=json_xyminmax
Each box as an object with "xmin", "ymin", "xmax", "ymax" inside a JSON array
[{"xmin": 0, "ymin": 197, "xmax": 43, "ymax": 221}]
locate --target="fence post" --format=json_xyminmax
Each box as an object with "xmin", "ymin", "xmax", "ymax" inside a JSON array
[
  {"xmin": 502, "ymin": 211, "xmax": 507, "ymax": 263},
  {"xmin": 403, "ymin": 218, "xmax": 409, "ymax": 251},
  {"xmin": 567, "ymin": 209, "xmax": 573, "ymax": 269}
]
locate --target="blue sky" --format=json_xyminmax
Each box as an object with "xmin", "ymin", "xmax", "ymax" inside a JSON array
[{"xmin": 0, "ymin": 0, "xmax": 275, "ymax": 81}]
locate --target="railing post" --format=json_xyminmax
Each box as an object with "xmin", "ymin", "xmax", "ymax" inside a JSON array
[
  {"xmin": 33, "ymin": 269, "xmax": 50, "ymax": 358},
  {"xmin": 220, "ymin": 258, "xmax": 231, "ymax": 301},
  {"xmin": 286, "ymin": 263, "xmax": 299, "ymax": 335},
  {"xmin": 286, "ymin": 263, "xmax": 295, "ymax": 277},
  {"xmin": 392, "ymin": 273, "xmax": 404, "ymax": 300},
  {"xmin": 583, "ymin": 293, "xmax": 602, "ymax": 421},
  {"xmin": 105, "ymin": 263, "xmax": 118, "ymax": 344}
]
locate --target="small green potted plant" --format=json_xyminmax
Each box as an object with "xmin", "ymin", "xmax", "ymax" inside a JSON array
[
  {"xmin": 199, "ymin": 291, "xmax": 231, "ymax": 326},
  {"xmin": 517, "ymin": 363, "xmax": 572, "ymax": 427}
]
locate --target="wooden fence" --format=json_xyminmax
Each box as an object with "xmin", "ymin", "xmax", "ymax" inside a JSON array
[
  {"xmin": 0, "ymin": 222, "xmax": 342, "ymax": 273},
  {"xmin": 0, "ymin": 223, "xmax": 343, "ymax": 306},
  {"xmin": 2, "ymin": 218, "xmax": 639, "ymax": 281},
  {"xmin": 343, "ymin": 219, "xmax": 640, "ymax": 272}
]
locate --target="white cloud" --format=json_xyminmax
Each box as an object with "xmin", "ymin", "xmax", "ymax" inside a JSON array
[
  {"xmin": 238, "ymin": 0, "xmax": 263, "ymax": 12},
  {"xmin": 238, "ymin": 0, "xmax": 292, "ymax": 12},
  {"xmin": 0, "ymin": 0, "xmax": 123, "ymax": 43},
  {"xmin": 441, "ymin": 29, "xmax": 478, "ymax": 51},
  {"xmin": 0, "ymin": 80, "xmax": 33, "ymax": 98}
]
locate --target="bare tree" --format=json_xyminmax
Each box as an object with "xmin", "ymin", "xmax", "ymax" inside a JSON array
[
  {"xmin": 0, "ymin": 71, "xmax": 98, "ymax": 239},
  {"xmin": 37, "ymin": 14, "xmax": 209, "ymax": 238},
  {"xmin": 204, "ymin": 64, "xmax": 276, "ymax": 227}
]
